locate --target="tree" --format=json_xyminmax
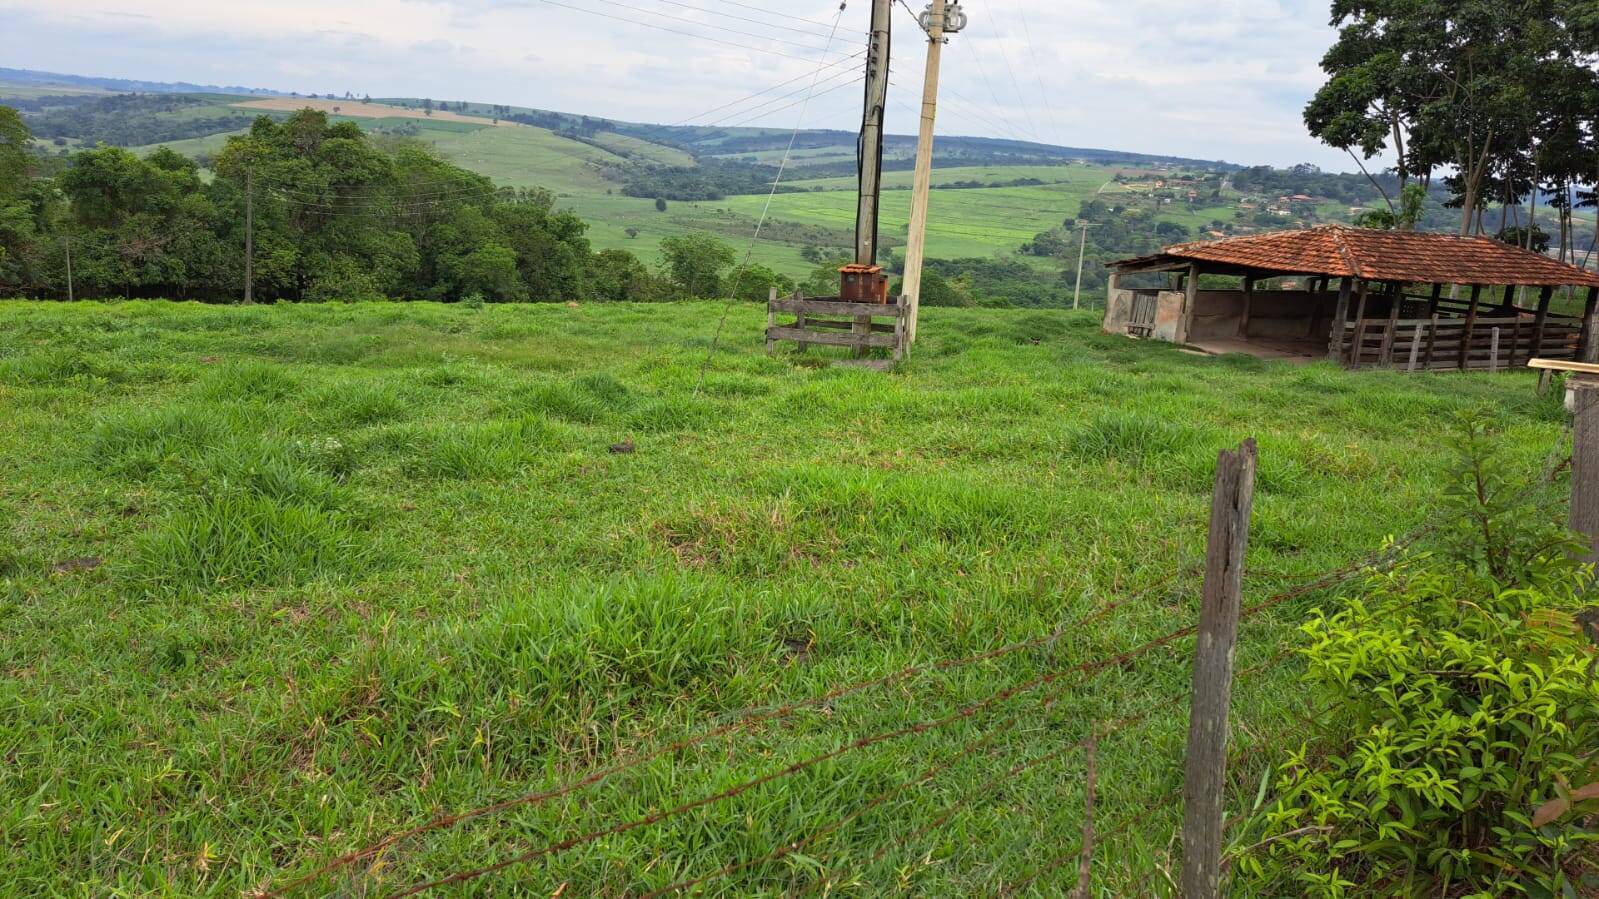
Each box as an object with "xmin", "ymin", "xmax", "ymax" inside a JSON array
[
  {"xmin": 624, "ymin": 227, "xmax": 638, "ymax": 239},
  {"xmin": 0, "ymin": 106, "xmax": 30, "ymax": 202},
  {"xmin": 729, "ymin": 263, "xmax": 793, "ymax": 302},
  {"xmin": 654, "ymin": 197, "xmax": 667, "ymax": 212},
  {"xmin": 588, "ymin": 248, "xmax": 665, "ymax": 301},
  {"xmin": 657, "ymin": 233, "xmax": 733, "ymax": 298},
  {"xmin": 1306, "ymin": 0, "xmax": 1599, "ymax": 234}
]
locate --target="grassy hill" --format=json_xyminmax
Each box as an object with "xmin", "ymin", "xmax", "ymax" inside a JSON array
[
  {"xmin": 0, "ymin": 299, "xmax": 1564, "ymax": 896},
  {"xmin": 21, "ymin": 68, "xmax": 1520, "ymax": 296}
]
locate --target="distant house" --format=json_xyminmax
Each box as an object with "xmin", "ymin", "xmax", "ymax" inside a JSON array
[{"xmin": 1101, "ymin": 225, "xmax": 1599, "ymax": 370}]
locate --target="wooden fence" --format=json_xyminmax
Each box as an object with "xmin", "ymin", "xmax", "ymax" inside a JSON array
[
  {"xmin": 766, "ymin": 290, "xmax": 908, "ymax": 370},
  {"xmin": 1336, "ymin": 314, "xmax": 1580, "ymax": 371}
]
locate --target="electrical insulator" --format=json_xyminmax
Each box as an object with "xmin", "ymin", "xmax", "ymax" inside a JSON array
[{"xmin": 920, "ymin": 1, "xmax": 967, "ymax": 34}]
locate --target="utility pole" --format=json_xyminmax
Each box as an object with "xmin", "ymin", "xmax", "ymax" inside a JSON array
[
  {"xmin": 63, "ymin": 236, "xmax": 73, "ymax": 302},
  {"xmin": 902, "ymin": 0, "xmax": 964, "ymax": 343},
  {"xmin": 1072, "ymin": 222, "xmax": 1091, "ymax": 309},
  {"xmin": 243, "ymin": 164, "xmax": 254, "ymax": 305},
  {"xmin": 852, "ymin": 0, "xmax": 893, "ymax": 269}
]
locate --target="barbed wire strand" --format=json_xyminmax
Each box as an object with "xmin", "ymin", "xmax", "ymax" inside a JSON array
[{"xmin": 260, "ymin": 562, "xmax": 1198, "ymax": 896}]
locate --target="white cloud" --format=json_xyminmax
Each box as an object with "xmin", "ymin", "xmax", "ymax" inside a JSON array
[{"xmin": 0, "ymin": 0, "xmax": 1371, "ymax": 169}]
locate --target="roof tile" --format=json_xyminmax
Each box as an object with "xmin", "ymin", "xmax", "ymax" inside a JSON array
[{"xmin": 1113, "ymin": 225, "xmax": 1599, "ymax": 288}]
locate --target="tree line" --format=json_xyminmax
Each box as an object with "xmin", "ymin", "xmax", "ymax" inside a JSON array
[{"xmin": 0, "ymin": 106, "xmax": 792, "ymax": 304}]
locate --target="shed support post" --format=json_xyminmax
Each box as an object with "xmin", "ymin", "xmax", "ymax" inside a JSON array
[
  {"xmin": 1348, "ymin": 281, "xmax": 1371, "ymax": 367},
  {"xmin": 1237, "ymin": 276, "xmax": 1254, "ymax": 338},
  {"xmin": 1580, "ymin": 287, "xmax": 1599, "ymax": 364},
  {"xmin": 1181, "ymin": 438, "xmax": 1257, "ymax": 899},
  {"xmin": 1181, "ymin": 263, "xmax": 1199, "ymax": 344},
  {"xmin": 1427, "ymin": 282, "xmax": 1442, "ymax": 317},
  {"xmin": 1531, "ymin": 285, "xmax": 1553, "ymax": 360},
  {"xmin": 1500, "ymin": 284, "xmax": 1516, "ymax": 314},
  {"xmin": 1458, "ymin": 285, "xmax": 1483, "ymax": 370},
  {"xmin": 1379, "ymin": 282, "xmax": 1402, "ymax": 366},
  {"xmin": 1328, "ymin": 278, "xmax": 1352, "ymax": 362}
]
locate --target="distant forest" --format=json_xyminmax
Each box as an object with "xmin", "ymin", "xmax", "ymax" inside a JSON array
[{"xmin": 19, "ymin": 93, "xmax": 257, "ymax": 148}]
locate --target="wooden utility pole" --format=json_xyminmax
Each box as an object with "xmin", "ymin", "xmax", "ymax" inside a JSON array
[
  {"xmin": 902, "ymin": 0, "xmax": 962, "ymax": 343},
  {"xmin": 1181, "ymin": 437, "xmax": 1257, "ymax": 899},
  {"xmin": 853, "ymin": 0, "xmax": 893, "ymax": 268},
  {"xmin": 243, "ymin": 164, "xmax": 255, "ymax": 305},
  {"xmin": 1072, "ymin": 223, "xmax": 1090, "ymax": 309},
  {"xmin": 63, "ymin": 236, "xmax": 73, "ymax": 302}
]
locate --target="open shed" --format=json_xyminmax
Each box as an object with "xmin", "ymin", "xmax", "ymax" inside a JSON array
[{"xmin": 1103, "ymin": 225, "xmax": 1599, "ymax": 371}]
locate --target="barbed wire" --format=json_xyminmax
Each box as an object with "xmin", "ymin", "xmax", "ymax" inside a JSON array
[
  {"xmin": 266, "ymin": 439, "xmax": 1578, "ymax": 897},
  {"xmin": 262, "ymin": 562, "xmax": 1199, "ymax": 896}
]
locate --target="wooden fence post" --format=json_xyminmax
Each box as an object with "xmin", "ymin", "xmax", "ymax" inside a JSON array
[
  {"xmin": 1181, "ymin": 438, "xmax": 1258, "ymax": 899},
  {"xmin": 1573, "ymin": 376, "xmax": 1599, "ymax": 561},
  {"xmin": 765, "ymin": 286, "xmax": 778, "ymax": 356}
]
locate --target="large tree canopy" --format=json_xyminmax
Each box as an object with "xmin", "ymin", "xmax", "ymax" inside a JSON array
[{"xmin": 1306, "ymin": 0, "xmax": 1599, "ymax": 235}]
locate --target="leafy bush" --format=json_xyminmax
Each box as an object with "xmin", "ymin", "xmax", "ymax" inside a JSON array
[{"xmin": 1238, "ymin": 421, "xmax": 1599, "ymax": 897}]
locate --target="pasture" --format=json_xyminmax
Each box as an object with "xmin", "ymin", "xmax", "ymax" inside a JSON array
[{"xmin": 0, "ymin": 299, "xmax": 1564, "ymax": 895}]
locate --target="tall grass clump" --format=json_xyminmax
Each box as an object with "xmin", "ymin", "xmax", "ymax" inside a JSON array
[
  {"xmin": 1068, "ymin": 410, "xmax": 1201, "ymax": 465},
  {"xmin": 403, "ymin": 415, "xmax": 571, "ymax": 479},
  {"xmin": 130, "ymin": 489, "xmax": 374, "ymax": 593}
]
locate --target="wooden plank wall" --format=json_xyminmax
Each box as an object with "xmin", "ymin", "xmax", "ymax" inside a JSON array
[{"xmin": 1338, "ymin": 316, "xmax": 1581, "ymax": 371}]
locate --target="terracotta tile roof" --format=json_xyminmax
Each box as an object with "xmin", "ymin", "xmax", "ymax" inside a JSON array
[{"xmin": 1112, "ymin": 225, "xmax": 1599, "ymax": 288}]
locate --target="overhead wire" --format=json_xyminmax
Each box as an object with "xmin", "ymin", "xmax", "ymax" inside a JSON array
[
  {"xmin": 1013, "ymin": 4, "xmax": 1067, "ymax": 147},
  {"xmin": 667, "ymin": 49, "xmax": 866, "ymax": 127},
  {"xmin": 538, "ymin": 0, "xmax": 856, "ymax": 63},
  {"xmin": 648, "ymin": 0, "xmax": 844, "ymax": 40},
  {"xmin": 979, "ymin": 3, "xmax": 1042, "ymax": 143},
  {"xmin": 705, "ymin": 0, "xmax": 839, "ymax": 29},
  {"xmin": 692, "ymin": 2, "xmax": 849, "ymax": 394}
]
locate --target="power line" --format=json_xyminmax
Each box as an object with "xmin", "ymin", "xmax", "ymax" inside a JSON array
[
  {"xmin": 694, "ymin": 3, "xmax": 848, "ymax": 394},
  {"xmin": 1013, "ymin": 5, "xmax": 1067, "ymax": 147},
  {"xmin": 713, "ymin": 74, "xmax": 864, "ymax": 130},
  {"xmin": 980, "ymin": 4, "xmax": 1043, "ymax": 143},
  {"xmin": 553, "ymin": 0, "xmax": 850, "ymax": 56},
  {"xmin": 668, "ymin": 50, "xmax": 866, "ymax": 126},
  {"xmin": 704, "ymin": 0, "xmax": 840, "ymax": 29},
  {"xmin": 649, "ymin": 0, "xmax": 845, "ymax": 40}
]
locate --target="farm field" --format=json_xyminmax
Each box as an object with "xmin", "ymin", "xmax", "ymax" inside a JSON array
[{"xmin": 0, "ymin": 299, "xmax": 1566, "ymax": 896}]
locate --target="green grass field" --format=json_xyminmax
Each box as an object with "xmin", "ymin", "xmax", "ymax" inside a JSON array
[{"xmin": 0, "ymin": 299, "xmax": 1566, "ymax": 896}]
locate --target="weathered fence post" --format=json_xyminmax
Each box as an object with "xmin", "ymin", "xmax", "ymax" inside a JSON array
[
  {"xmin": 1573, "ymin": 376, "xmax": 1599, "ymax": 562},
  {"xmin": 765, "ymin": 286, "xmax": 778, "ymax": 356},
  {"xmin": 1181, "ymin": 438, "xmax": 1258, "ymax": 899},
  {"xmin": 1073, "ymin": 732, "xmax": 1097, "ymax": 899}
]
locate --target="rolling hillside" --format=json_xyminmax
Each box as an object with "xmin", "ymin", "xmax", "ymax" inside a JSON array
[{"xmin": 13, "ymin": 66, "xmax": 1526, "ymax": 294}]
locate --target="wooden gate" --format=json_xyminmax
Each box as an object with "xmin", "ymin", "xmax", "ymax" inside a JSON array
[{"xmin": 1127, "ymin": 291, "xmax": 1159, "ymax": 337}]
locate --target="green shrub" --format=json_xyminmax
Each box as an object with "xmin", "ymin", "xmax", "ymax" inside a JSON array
[{"xmin": 1237, "ymin": 421, "xmax": 1599, "ymax": 897}]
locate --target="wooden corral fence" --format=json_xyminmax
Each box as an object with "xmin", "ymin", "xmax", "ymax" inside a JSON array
[
  {"xmin": 766, "ymin": 290, "xmax": 908, "ymax": 370},
  {"xmin": 1338, "ymin": 314, "xmax": 1581, "ymax": 371}
]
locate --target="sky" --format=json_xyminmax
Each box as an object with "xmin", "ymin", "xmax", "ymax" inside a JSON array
[{"xmin": 0, "ymin": 0, "xmax": 1366, "ymax": 171}]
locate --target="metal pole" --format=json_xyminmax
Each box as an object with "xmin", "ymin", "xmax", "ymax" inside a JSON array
[
  {"xmin": 902, "ymin": 0, "xmax": 949, "ymax": 344},
  {"xmin": 63, "ymin": 236, "xmax": 73, "ymax": 302},
  {"xmin": 1072, "ymin": 223, "xmax": 1090, "ymax": 309},
  {"xmin": 854, "ymin": 0, "xmax": 893, "ymax": 267},
  {"xmin": 243, "ymin": 164, "xmax": 254, "ymax": 305}
]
